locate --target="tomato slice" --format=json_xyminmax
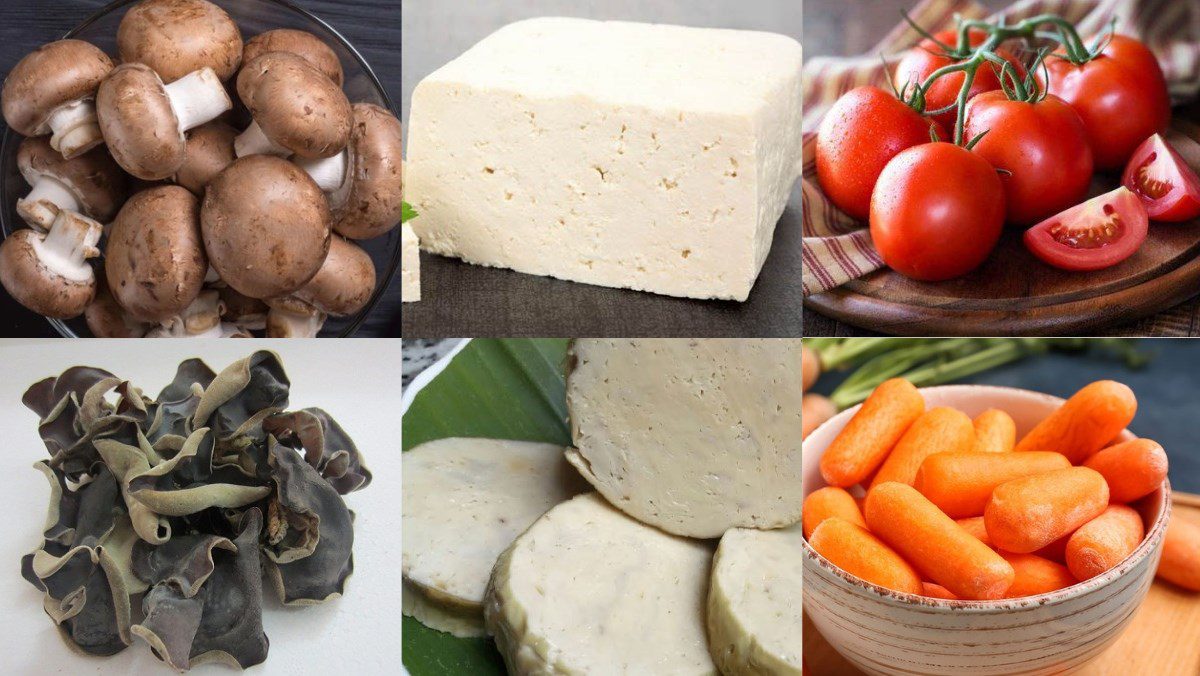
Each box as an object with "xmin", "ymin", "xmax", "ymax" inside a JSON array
[
  {"xmin": 1121, "ymin": 134, "xmax": 1200, "ymax": 222},
  {"xmin": 1023, "ymin": 187, "xmax": 1148, "ymax": 271}
]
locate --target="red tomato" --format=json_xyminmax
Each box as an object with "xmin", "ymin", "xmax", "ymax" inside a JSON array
[
  {"xmin": 964, "ymin": 91, "xmax": 1093, "ymax": 225},
  {"xmin": 894, "ymin": 29, "xmax": 1026, "ymax": 130},
  {"xmin": 816, "ymin": 86, "xmax": 941, "ymax": 221},
  {"xmin": 1122, "ymin": 134, "xmax": 1200, "ymax": 222},
  {"xmin": 870, "ymin": 143, "xmax": 1006, "ymax": 281},
  {"xmin": 1038, "ymin": 35, "xmax": 1171, "ymax": 170},
  {"xmin": 1023, "ymin": 187, "xmax": 1148, "ymax": 271}
]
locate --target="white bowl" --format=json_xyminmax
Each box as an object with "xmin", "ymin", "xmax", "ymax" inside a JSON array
[{"xmin": 802, "ymin": 385, "xmax": 1171, "ymax": 676}]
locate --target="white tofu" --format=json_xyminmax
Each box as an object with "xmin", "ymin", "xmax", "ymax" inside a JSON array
[
  {"xmin": 401, "ymin": 223, "xmax": 420, "ymax": 302},
  {"xmin": 407, "ymin": 18, "xmax": 802, "ymax": 301}
]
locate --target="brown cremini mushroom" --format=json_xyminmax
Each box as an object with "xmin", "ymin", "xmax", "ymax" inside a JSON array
[
  {"xmin": 174, "ymin": 120, "xmax": 237, "ymax": 194},
  {"xmin": 105, "ymin": 185, "xmax": 207, "ymax": 321},
  {"xmin": 145, "ymin": 288, "xmax": 224, "ymax": 337},
  {"xmin": 243, "ymin": 29, "xmax": 343, "ymax": 87},
  {"xmin": 289, "ymin": 235, "xmax": 375, "ymax": 316},
  {"xmin": 234, "ymin": 52, "xmax": 351, "ymax": 160},
  {"xmin": 201, "ymin": 155, "xmax": 331, "ymax": 299},
  {"xmin": 217, "ymin": 284, "xmax": 268, "ymax": 331},
  {"xmin": 117, "ymin": 0, "xmax": 243, "ymax": 82},
  {"xmin": 85, "ymin": 274, "xmax": 151, "ymax": 337},
  {"xmin": 0, "ymin": 210, "xmax": 102, "ymax": 318},
  {"xmin": 16, "ymin": 136, "xmax": 128, "ymax": 231},
  {"xmin": 2, "ymin": 40, "xmax": 113, "ymax": 158},
  {"xmin": 264, "ymin": 296, "xmax": 326, "ymax": 337}
]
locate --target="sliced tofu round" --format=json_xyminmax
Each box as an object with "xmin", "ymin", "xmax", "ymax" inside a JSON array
[
  {"xmin": 402, "ymin": 437, "xmax": 585, "ymax": 636},
  {"xmin": 707, "ymin": 526, "xmax": 803, "ymax": 675},
  {"xmin": 486, "ymin": 493, "xmax": 717, "ymax": 675},
  {"xmin": 565, "ymin": 339, "xmax": 803, "ymax": 538}
]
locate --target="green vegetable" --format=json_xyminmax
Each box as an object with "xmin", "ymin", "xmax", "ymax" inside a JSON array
[{"xmin": 402, "ymin": 201, "xmax": 418, "ymax": 224}]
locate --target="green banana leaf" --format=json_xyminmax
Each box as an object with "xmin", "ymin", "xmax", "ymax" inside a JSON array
[{"xmin": 401, "ymin": 338, "xmax": 572, "ymax": 675}]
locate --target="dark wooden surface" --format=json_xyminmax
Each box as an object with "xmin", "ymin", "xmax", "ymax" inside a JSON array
[{"xmin": 0, "ymin": 0, "xmax": 402, "ymax": 337}]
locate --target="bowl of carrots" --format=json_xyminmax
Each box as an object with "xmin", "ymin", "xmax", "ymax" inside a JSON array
[{"xmin": 802, "ymin": 379, "xmax": 1175, "ymax": 675}]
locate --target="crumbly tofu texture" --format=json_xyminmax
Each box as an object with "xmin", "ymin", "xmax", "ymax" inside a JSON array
[
  {"xmin": 401, "ymin": 223, "xmax": 420, "ymax": 302},
  {"xmin": 486, "ymin": 493, "xmax": 717, "ymax": 674},
  {"xmin": 406, "ymin": 17, "xmax": 803, "ymax": 301},
  {"xmin": 565, "ymin": 339, "xmax": 803, "ymax": 538},
  {"xmin": 707, "ymin": 526, "xmax": 804, "ymax": 675},
  {"xmin": 401, "ymin": 438, "xmax": 586, "ymax": 636}
]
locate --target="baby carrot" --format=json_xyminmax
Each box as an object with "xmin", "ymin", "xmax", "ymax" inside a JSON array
[
  {"xmin": 1035, "ymin": 534, "xmax": 1071, "ymax": 563},
  {"xmin": 1157, "ymin": 514, "xmax": 1200, "ymax": 591},
  {"xmin": 809, "ymin": 517, "xmax": 923, "ymax": 595},
  {"xmin": 803, "ymin": 394, "xmax": 837, "ymax": 440},
  {"xmin": 1066, "ymin": 505, "xmax": 1144, "ymax": 581},
  {"xmin": 802, "ymin": 486, "xmax": 866, "ymax": 539},
  {"xmin": 971, "ymin": 409, "xmax": 1016, "ymax": 453},
  {"xmin": 802, "ymin": 345, "xmax": 821, "ymax": 392},
  {"xmin": 921, "ymin": 582, "xmax": 958, "ymax": 600},
  {"xmin": 869, "ymin": 407, "xmax": 974, "ymax": 490},
  {"xmin": 1013, "ymin": 380, "xmax": 1137, "ymax": 463},
  {"xmin": 956, "ymin": 516, "xmax": 992, "ymax": 546},
  {"xmin": 1000, "ymin": 552, "xmax": 1078, "ymax": 598},
  {"xmin": 820, "ymin": 378, "xmax": 925, "ymax": 488},
  {"xmin": 985, "ymin": 467, "xmax": 1110, "ymax": 553},
  {"xmin": 1084, "ymin": 438, "xmax": 1169, "ymax": 503},
  {"xmin": 914, "ymin": 451, "xmax": 1072, "ymax": 518},
  {"xmin": 865, "ymin": 482, "xmax": 1014, "ymax": 600}
]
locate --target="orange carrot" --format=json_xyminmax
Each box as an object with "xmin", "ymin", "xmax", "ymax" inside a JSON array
[
  {"xmin": 803, "ymin": 394, "xmax": 837, "ymax": 440},
  {"xmin": 1157, "ymin": 514, "xmax": 1200, "ymax": 591},
  {"xmin": 820, "ymin": 378, "xmax": 925, "ymax": 488},
  {"xmin": 985, "ymin": 467, "xmax": 1110, "ymax": 553},
  {"xmin": 865, "ymin": 482, "xmax": 1014, "ymax": 600},
  {"xmin": 802, "ymin": 345, "xmax": 821, "ymax": 392},
  {"xmin": 1065, "ymin": 505, "xmax": 1144, "ymax": 581},
  {"xmin": 1084, "ymin": 438, "xmax": 1169, "ymax": 503},
  {"xmin": 921, "ymin": 582, "xmax": 958, "ymax": 600},
  {"xmin": 869, "ymin": 407, "xmax": 974, "ymax": 489},
  {"xmin": 1013, "ymin": 380, "xmax": 1137, "ymax": 463},
  {"xmin": 1035, "ymin": 534, "xmax": 1071, "ymax": 563},
  {"xmin": 971, "ymin": 409, "xmax": 1016, "ymax": 453},
  {"xmin": 1000, "ymin": 552, "xmax": 1078, "ymax": 597},
  {"xmin": 956, "ymin": 516, "xmax": 992, "ymax": 547},
  {"xmin": 808, "ymin": 517, "xmax": 923, "ymax": 595},
  {"xmin": 914, "ymin": 451, "xmax": 1072, "ymax": 518},
  {"xmin": 802, "ymin": 486, "xmax": 866, "ymax": 539}
]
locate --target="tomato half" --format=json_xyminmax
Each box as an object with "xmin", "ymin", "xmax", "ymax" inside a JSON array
[
  {"xmin": 1023, "ymin": 187, "xmax": 1148, "ymax": 271},
  {"xmin": 1121, "ymin": 134, "xmax": 1200, "ymax": 222},
  {"xmin": 894, "ymin": 29, "xmax": 1025, "ymax": 130},
  {"xmin": 965, "ymin": 91, "xmax": 1093, "ymax": 226},
  {"xmin": 816, "ymin": 86, "xmax": 941, "ymax": 221},
  {"xmin": 1038, "ymin": 35, "xmax": 1171, "ymax": 170},
  {"xmin": 870, "ymin": 142, "xmax": 1006, "ymax": 281}
]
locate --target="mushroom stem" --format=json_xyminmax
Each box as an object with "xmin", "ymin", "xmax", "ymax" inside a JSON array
[
  {"xmin": 18, "ymin": 175, "xmax": 81, "ymax": 231},
  {"xmin": 234, "ymin": 120, "xmax": 292, "ymax": 158},
  {"xmin": 266, "ymin": 305, "xmax": 325, "ymax": 337},
  {"xmin": 163, "ymin": 68, "xmax": 232, "ymax": 134},
  {"xmin": 45, "ymin": 99, "xmax": 103, "ymax": 158},
  {"xmin": 147, "ymin": 289, "xmax": 225, "ymax": 337},
  {"xmin": 296, "ymin": 151, "xmax": 347, "ymax": 194},
  {"xmin": 37, "ymin": 211, "xmax": 102, "ymax": 282}
]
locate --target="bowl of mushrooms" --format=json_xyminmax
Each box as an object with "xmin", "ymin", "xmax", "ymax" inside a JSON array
[{"xmin": 0, "ymin": 0, "xmax": 403, "ymax": 337}]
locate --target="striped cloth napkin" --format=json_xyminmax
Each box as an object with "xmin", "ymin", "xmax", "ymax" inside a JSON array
[{"xmin": 802, "ymin": 0, "xmax": 1200, "ymax": 296}]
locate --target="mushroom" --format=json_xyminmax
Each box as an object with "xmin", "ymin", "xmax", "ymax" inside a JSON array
[
  {"xmin": 96, "ymin": 63, "xmax": 233, "ymax": 180},
  {"xmin": 85, "ymin": 275, "xmax": 151, "ymax": 337},
  {"xmin": 233, "ymin": 52, "xmax": 351, "ymax": 160},
  {"xmin": 243, "ymin": 29, "xmax": 343, "ymax": 87},
  {"xmin": 217, "ymin": 285, "xmax": 268, "ymax": 331},
  {"xmin": 264, "ymin": 296, "xmax": 326, "ymax": 338},
  {"xmin": 289, "ymin": 236, "xmax": 376, "ymax": 316},
  {"xmin": 145, "ymin": 289, "xmax": 223, "ymax": 337},
  {"xmin": 16, "ymin": 137, "xmax": 128, "ymax": 231},
  {"xmin": 201, "ymin": 155, "xmax": 331, "ymax": 299},
  {"xmin": 1, "ymin": 40, "xmax": 113, "ymax": 158},
  {"xmin": 105, "ymin": 185, "xmax": 207, "ymax": 322},
  {"xmin": 117, "ymin": 0, "xmax": 243, "ymax": 83},
  {"xmin": 296, "ymin": 103, "xmax": 403, "ymax": 240},
  {"xmin": 174, "ymin": 121, "xmax": 237, "ymax": 194},
  {"xmin": 0, "ymin": 210, "xmax": 101, "ymax": 318}
]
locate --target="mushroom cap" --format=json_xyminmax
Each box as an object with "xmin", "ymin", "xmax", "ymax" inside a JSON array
[
  {"xmin": 2, "ymin": 40, "xmax": 113, "ymax": 137},
  {"xmin": 291, "ymin": 235, "xmax": 375, "ymax": 316},
  {"xmin": 175, "ymin": 120, "xmax": 237, "ymax": 194},
  {"xmin": 201, "ymin": 155, "xmax": 331, "ymax": 299},
  {"xmin": 17, "ymin": 136, "xmax": 129, "ymax": 222},
  {"xmin": 117, "ymin": 0, "xmax": 243, "ymax": 82},
  {"xmin": 105, "ymin": 185, "xmax": 207, "ymax": 321},
  {"xmin": 96, "ymin": 63, "xmax": 185, "ymax": 180},
  {"xmin": 237, "ymin": 52, "xmax": 351, "ymax": 159},
  {"xmin": 333, "ymin": 104, "xmax": 404, "ymax": 240},
  {"xmin": 243, "ymin": 29, "xmax": 343, "ymax": 88},
  {"xmin": 0, "ymin": 228, "xmax": 96, "ymax": 318},
  {"xmin": 85, "ymin": 275, "xmax": 148, "ymax": 337}
]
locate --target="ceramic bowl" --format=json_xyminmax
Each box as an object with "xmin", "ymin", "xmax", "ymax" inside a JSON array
[{"xmin": 802, "ymin": 385, "xmax": 1171, "ymax": 676}]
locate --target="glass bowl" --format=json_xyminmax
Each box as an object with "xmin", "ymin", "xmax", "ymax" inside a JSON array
[{"xmin": 0, "ymin": 0, "xmax": 400, "ymax": 337}]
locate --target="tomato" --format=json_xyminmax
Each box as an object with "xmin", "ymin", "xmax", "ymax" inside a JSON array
[
  {"xmin": 1023, "ymin": 187, "xmax": 1148, "ymax": 271},
  {"xmin": 870, "ymin": 142, "xmax": 1006, "ymax": 281},
  {"xmin": 964, "ymin": 91, "xmax": 1093, "ymax": 225},
  {"xmin": 894, "ymin": 29, "xmax": 1025, "ymax": 130},
  {"xmin": 1121, "ymin": 134, "xmax": 1200, "ymax": 222},
  {"xmin": 816, "ymin": 86, "xmax": 941, "ymax": 221},
  {"xmin": 1038, "ymin": 35, "xmax": 1171, "ymax": 170}
]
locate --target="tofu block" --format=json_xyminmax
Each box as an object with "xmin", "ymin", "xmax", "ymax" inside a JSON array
[
  {"xmin": 401, "ymin": 223, "xmax": 420, "ymax": 302},
  {"xmin": 407, "ymin": 17, "xmax": 803, "ymax": 301}
]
